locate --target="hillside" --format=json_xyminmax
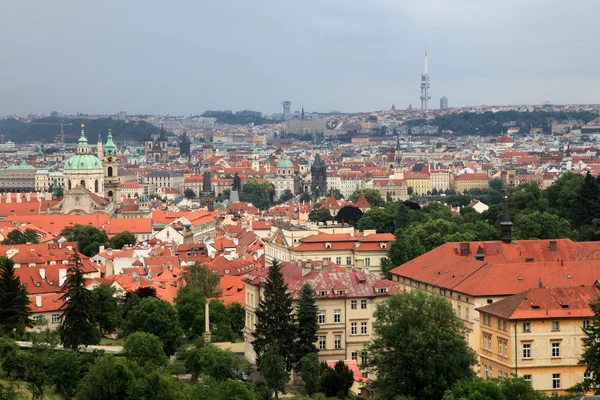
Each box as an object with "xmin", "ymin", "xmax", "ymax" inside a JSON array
[{"xmin": 0, "ymin": 117, "xmax": 161, "ymax": 143}]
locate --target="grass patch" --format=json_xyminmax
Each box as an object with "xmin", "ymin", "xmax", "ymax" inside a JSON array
[{"xmin": 99, "ymin": 337, "xmax": 123, "ymax": 346}]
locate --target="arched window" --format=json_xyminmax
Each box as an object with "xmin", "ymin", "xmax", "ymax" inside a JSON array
[
  {"xmin": 94, "ymin": 180, "xmax": 99, "ymax": 193},
  {"xmin": 107, "ymin": 166, "xmax": 113, "ymax": 177},
  {"xmin": 68, "ymin": 180, "xmax": 72, "ymax": 190},
  {"xmin": 108, "ymin": 190, "xmax": 113, "ymax": 198},
  {"xmin": 80, "ymin": 180, "xmax": 85, "ymax": 188}
]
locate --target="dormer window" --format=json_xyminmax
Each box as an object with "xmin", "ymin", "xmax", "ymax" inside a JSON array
[
  {"xmin": 379, "ymin": 242, "xmax": 387, "ymax": 249},
  {"xmin": 377, "ymin": 288, "xmax": 387, "ymax": 294},
  {"xmin": 325, "ymin": 242, "xmax": 332, "ymax": 249},
  {"xmin": 319, "ymin": 290, "xmax": 329, "ymax": 297},
  {"xmin": 337, "ymin": 290, "xmax": 346, "ymax": 296}
]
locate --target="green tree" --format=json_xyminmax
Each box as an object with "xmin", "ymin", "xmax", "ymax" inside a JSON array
[
  {"xmin": 0, "ymin": 381, "xmax": 23, "ymax": 400},
  {"xmin": 175, "ymin": 289, "xmax": 206, "ymax": 339},
  {"xmin": 59, "ymin": 252, "xmax": 101, "ymax": 350},
  {"xmin": 572, "ymin": 295, "xmax": 600, "ymax": 393},
  {"xmin": 320, "ymin": 360, "xmax": 354, "ymax": 398},
  {"xmin": 232, "ymin": 173, "xmax": 241, "ymax": 191},
  {"xmin": 22, "ymin": 345, "xmax": 51, "ymax": 400},
  {"xmin": 308, "ymin": 208, "xmax": 333, "ymax": 223},
  {"xmin": 295, "ymin": 283, "xmax": 318, "ymax": 366},
  {"xmin": 184, "ymin": 344, "xmax": 242, "ymax": 382},
  {"xmin": 240, "ymin": 179, "xmax": 275, "ymax": 210},
  {"xmin": 76, "ymin": 355, "xmax": 142, "ymax": 400},
  {"xmin": 1, "ymin": 228, "xmax": 40, "ymax": 245},
  {"xmin": 349, "ymin": 189, "xmax": 385, "ymax": 208},
  {"xmin": 489, "ymin": 177, "xmax": 504, "ymax": 192},
  {"xmin": 513, "ymin": 211, "xmax": 577, "ymax": 240},
  {"xmin": 122, "ymin": 332, "xmax": 168, "ymax": 367},
  {"xmin": 184, "ymin": 378, "xmax": 257, "ymax": 400},
  {"xmin": 334, "ymin": 205, "xmax": 363, "ymax": 226},
  {"xmin": 366, "ymin": 291, "xmax": 477, "ymax": 400},
  {"xmin": 124, "ymin": 297, "xmax": 183, "ymax": 356},
  {"xmin": 259, "ymin": 344, "xmax": 289, "ymax": 399},
  {"xmin": 0, "ymin": 257, "xmax": 31, "ymax": 337},
  {"xmin": 327, "ymin": 188, "xmax": 343, "ymax": 200},
  {"xmin": 60, "ymin": 224, "xmax": 109, "ymax": 257},
  {"xmin": 48, "ymin": 350, "xmax": 82, "ymax": 397},
  {"xmin": 443, "ymin": 377, "xmax": 546, "ymax": 400},
  {"xmin": 209, "ymin": 300, "xmax": 235, "ymax": 342},
  {"xmin": 252, "ymin": 260, "xmax": 296, "ymax": 368},
  {"xmin": 299, "ymin": 353, "xmax": 320, "ymax": 396},
  {"xmin": 279, "ymin": 189, "xmax": 294, "ymax": 203},
  {"xmin": 109, "ymin": 231, "xmax": 136, "ymax": 249},
  {"xmin": 91, "ymin": 284, "xmax": 121, "ymax": 335},
  {"xmin": 138, "ymin": 368, "xmax": 186, "ymax": 400},
  {"xmin": 182, "ymin": 262, "xmax": 221, "ymax": 298},
  {"xmin": 184, "ymin": 188, "xmax": 196, "ymax": 199},
  {"xmin": 227, "ymin": 302, "xmax": 245, "ymax": 337}
]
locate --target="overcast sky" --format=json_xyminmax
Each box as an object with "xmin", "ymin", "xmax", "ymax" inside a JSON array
[{"xmin": 0, "ymin": 0, "xmax": 598, "ymax": 116}]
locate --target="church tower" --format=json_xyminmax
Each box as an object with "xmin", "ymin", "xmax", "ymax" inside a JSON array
[
  {"xmin": 310, "ymin": 153, "xmax": 327, "ymax": 195},
  {"xmin": 103, "ymin": 128, "xmax": 121, "ymax": 205},
  {"xmin": 199, "ymin": 171, "xmax": 215, "ymax": 211}
]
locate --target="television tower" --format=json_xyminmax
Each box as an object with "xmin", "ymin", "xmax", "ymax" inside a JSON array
[
  {"xmin": 420, "ymin": 42, "xmax": 431, "ymax": 114},
  {"xmin": 282, "ymin": 101, "xmax": 292, "ymax": 121}
]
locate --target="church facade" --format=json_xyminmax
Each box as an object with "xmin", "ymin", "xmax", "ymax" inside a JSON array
[{"xmin": 145, "ymin": 125, "xmax": 169, "ymax": 163}]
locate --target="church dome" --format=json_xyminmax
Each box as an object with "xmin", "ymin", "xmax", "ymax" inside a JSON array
[
  {"xmin": 277, "ymin": 155, "xmax": 293, "ymax": 169},
  {"xmin": 64, "ymin": 124, "xmax": 103, "ymax": 171},
  {"xmin": 7, "ymin": 157, "xmax": 35, "ymax": 170}
]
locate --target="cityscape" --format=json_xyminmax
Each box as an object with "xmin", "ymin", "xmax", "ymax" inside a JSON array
[{"xmin": 2, "ymin": 1, "xmax": 600, "ymax": 400}]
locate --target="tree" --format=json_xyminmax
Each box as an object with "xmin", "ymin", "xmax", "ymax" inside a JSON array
[
  {"xmin": 489, "ymin": 177, "xmax": 504, "ymax": 192},
  {"xmin": 334, "ymin": 205, "xmax": 363, "ymax": 226},
  {"xmin": 76, "ymin": 355, "xmax": 142, "ymax": 400},
  {"xmin": 175, "ymin": 289, "xmax": 206, "ymax": 339},
  {"xmin": 184, "ymin": 188, "xmax": 196, "ymax": 199},
  {"xmin": 124, "ymin": 297, "xmax": 183, "ymax": 356},
  {"xmin": 227, "ymin": 302, "xmax": 245, "ymax": 337},
  {"xmin": 48, "ymin": 350, "xmax": 82, "ymax": 397},
  {"xmin": 182, "ymin": 262, "xmax": 221, "ymax": 298},
  {"xmin": 122, "ymin": 332, "xmax": 168, "ymax": 367},
  {"xmin": 349, "ymin": 189, "xmax": 385, "ymax": 208},
  {"xmin": 513, "ymin": 211, "xmax": 577, "ymax": 240},
  {"xmin": 320, "ymin": 360, "xmax": 354, "ymax": 398},
  {"xmin": 232, "ymin": 173, "xmax": 241, "ymax": 191},
  {"xmin": 0, "ymin": 381, "xmax": 23, "ymax": 400},
  {"xmin": 22, "ymin": 346, "xmax": 50, "ymax": 400},
  {"xmin": 1, "ymin": 228, "xmax": 40, "ymax": 245},
  {"xmin": 300, "ymin": 353, "xmax": 320, "ymax": 396},
  {"xmin": 59, "ymin": 252, "xmax": 100, "ymax": 350},
  {"xmin": 572, "ymin": 295, "xmax": 600, "ymax": 393},
  {"xmin": 308, "ymin": 208, "xmax": 332, "ymax": 223},
  {"xmin": 259, "ymin": 344, "xmax": 289, "ymax": 399},
  {"xmin": 60, "ymin": 224, "xmax": 109, "ymax": 257},
  {"xmin": 299, "ymin": 192, "xmax": 312, "ymax": 203},
  {"xmin": 109, "ymin": 231, "xmax": 136, "ymax": 250},
  {"xmin": 240, "ymin": 179, "xmax": 275, "ymax": 210},
  {"xmin": 252, "ymin": 260, "xmax": 296, "ymax": 368},
  {"xmin": 184, "ymin": 344, "xmax": 242, "ymax": 382},
  {"xmin": 443, "ymin": 377, "xmax": 546, "ymax": 400},
  {"xmin": 295, "ymin": 283, "xmax": 318, "ymax": 366},
  {"xmin": 138, "ymin": 368, "xmax": 186, "ymax": 400},
  {"xmin": 327, "ymin": 188, "xmax": 343, "ymax": 200},
  {"xmin": 209, "ymin": 300, "xmax": 236, "ymax": 342},
  {"xmin": 279, "ymin": 189, "xmax": 294, "ymax": 203},
  {"xmin": 0, "ymin": 257, "xmax": 31, "ymax": 336},
  {"xmin": 91, "ymin": 284, "xmax": 121, "ymax": 336},
  {"xmin": 185, "ymin": 378, "xmax": 257, "ymax": 400},
  {"xmin": 366, "ymin": 291, "xmax": 477, "ymax": 400}
]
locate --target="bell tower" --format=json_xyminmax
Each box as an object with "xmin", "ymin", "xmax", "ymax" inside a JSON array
[{"xmin": 103, "ymin": 128, "xmax": 121, "ymax": 205}]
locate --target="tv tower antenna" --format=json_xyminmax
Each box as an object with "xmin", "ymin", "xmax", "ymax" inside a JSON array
[{"xmin": 420, "ymin": 42, "xmax": 431, "ymax": 115}]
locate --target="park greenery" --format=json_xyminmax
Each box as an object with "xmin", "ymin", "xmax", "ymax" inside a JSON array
[{"xmin": 240, "ymin": 179, "xmax": 275, "ymax": 210}]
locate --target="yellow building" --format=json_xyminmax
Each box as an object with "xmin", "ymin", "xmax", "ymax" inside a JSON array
[
  {"xmin": 405, "ymin": 172, "xmax": 431, "ymax": 196},
  {"xmin": 476, "ymin": 286, "xmax": 597, "ymax": 394},
  {"xmin": 366, "ymin": 178, "xmax": 409, "ymax": 201},
  {"xmin": 243, "ymin": 261, "xmax": 401, "ymax": 379},
  {"xmin": 453, "ymin": 173, "xmax": 490, "ymax": 193}
]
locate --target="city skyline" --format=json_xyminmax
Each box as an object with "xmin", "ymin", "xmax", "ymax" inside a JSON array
[{"xmin": 1, "ymin": 0, "xmax": 599, "ymax": 116}]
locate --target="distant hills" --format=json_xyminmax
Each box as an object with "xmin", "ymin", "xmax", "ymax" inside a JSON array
[{"xmin": 0, "ymin": 117, "xmax": 162, "ymax": 143}]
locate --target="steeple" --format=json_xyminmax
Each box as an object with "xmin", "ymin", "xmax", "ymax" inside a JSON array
[
  {"xmin": 301, "ymin": 106, "xmax": 305, "ymax": 120},
  {"xmin": 105, "ymin": 128, "xmax": 116, "ymax": 156},
  {"xmin": 77, "ymin": 123, "xmax": 89, "ymax": 154},
  {"xmin": 500, "ymin": 193, "xmax": 513, "ymax": 244}
]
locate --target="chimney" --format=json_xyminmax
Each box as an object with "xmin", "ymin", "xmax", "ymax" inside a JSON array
[
  {"xmin": 39, "ymin": 268, "xmax": 45, "ymax": 280},
  {"xmin": 35, "ymin": 295, "xmax": 42, "ymax": 308},
  {"xmin": 59, "ymin": 269, "xmax": 67, "ymax": 286},
  {"xmin": 475, "ymin": 244, "xmax": 485, "ymax": 261},
  {"xmin": 549, "ymin": 240, "xmax": 557, "ymax": 252},
  {"xmin": 99, "ymin": 245, "xmax": 105, "ymax": 253}
]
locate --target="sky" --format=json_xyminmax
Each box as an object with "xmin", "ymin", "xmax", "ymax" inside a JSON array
[{"xmin": 0, "ymin": 0, "xmax": 599, "ymax": 116}]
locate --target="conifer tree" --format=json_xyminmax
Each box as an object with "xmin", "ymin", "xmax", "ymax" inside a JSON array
[
  {"xmin": 0, "ymin": 256, "xmax": 31, "ymax": 336},
  {"xmin": 295, "ymin": 282, "xmax": 318, "ymax": 367},
  {"xmin": 59, "ymin": 252, "xmax": 100, "ymax": 350},
  {"xmin": 252, "ymin": 260, "xmax": 296, "ymax": 368},
  {"xmin": 572, "ymin": 296, "xmax": 600, "ymax": 393}
]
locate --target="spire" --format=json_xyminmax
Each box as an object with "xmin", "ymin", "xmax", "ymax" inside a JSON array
[
  {"xmin": 500, "ymin": 192, "xmax": 513, "ymax": 244},
  {"xmin": 77, "ymin": 123, "xmax": 89, "ymax": 154},
  {"xmin": 160, "ymin": 124, "xmax": 166, "ymax": 140},
  {"xmin": 202, "ymin": 171, "xmax": 213, "ymax": 193},
  {"xmin": 301, "ymin": 106, "xmax": 305, "ymax": 120},
  {"xmin": 105, "ymin": 127, "xmax": 116, "ymax": 155}
]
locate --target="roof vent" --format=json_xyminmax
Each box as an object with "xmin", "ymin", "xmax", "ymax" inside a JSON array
[
  {"xmin": 567, "ymin": 274, "xmax": 572, "ymax": 279},
  {"xmin": 525, "ymin": 258, "xmax": 534, "ymax": 263},
  {"xmin": 560, "ymin": 304, "xmax": 569, "ymax": 309},
  {"xmin": 548, "ymin": 240, "xmax": 557, "ymax": 252},
  {"xmin": 517, "ymin": 276, "xmax": 523, "ymax": 280}
]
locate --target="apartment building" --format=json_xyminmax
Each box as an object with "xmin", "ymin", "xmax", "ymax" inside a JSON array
[
  {"xmin": 477, "ymin": 286, "xmax": 598, "ymax": 394},
  {"xmin": 243, "ymin": 261, "xmax": 401, "ymax": 378},
  {"xmin": 453, "ymin": 172, "xmax": 490, "ymax": 193},
  {"xmin": 366, "ymin": 178, "xmax": 408, "ymax": 201},
  {"xmin": 405, "ymin": 172, "xmax": 431, "ymax": 196}
]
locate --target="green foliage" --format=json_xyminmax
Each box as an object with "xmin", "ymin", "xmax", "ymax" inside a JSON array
[
  {"xmin": 184, "ymin": 344, "xmax": 243, "ymax": 382},
  {"xmin": 91, "ymin": 284, "xmax": 121, "ymax": 335},
  {"xmin": 571, "ymin": 295, "xmax": 600, "ymax": 393},
  {"xmin": 60, "ymin": 224, "xmax": 109, "ymax": 257},
  {"xmin": 122, "ymin": 332, "xmax": 168, "ymax": 367},
  {"xmin": 124, "ymin": 297, "xmax": 184, "ymax": 356},
  {"xmin": 232, "ymin": 173, "xmax": 241, "ymax": 191},
  {"xmin": 109, "ymin": 231, "xmax": 136, "ymax": 250},
  {"xmin": 48, "ymin": 350, "xmax": 82, "ymax": 397},
  {"xmin": 513, "ymin": 211, "xmax": 577, "ymax": 240},
  {"xmin": 279, "ymin": 189, "xmax": 294, "ymax": 203},
  {"xmin": 0, "ymin": 257, "xmax": 31, "ymax": 336},
  {"xmin": 350, "ymin": 189, "xmax": 385, "ymax": 208},
  {"xmin": 259, "ymin": 344, "xmax": 289, "ymax": 398},
  {"xmin": 175, "ymin": 288, "xmax": 207, "ymax": 339},
  {"xmin": 76, "ymin": 354, "xmax": 143, "ymax": 400},
  {"xmin": 1, "ymin": 228, "xmax": 40, "ymax": 245},
  {"xmin": 252, "ymin": 260, "xmax": 296, "ymax": 368},
  {"xmin": 22, "ymin": 345, "xmax": 51, "ymax": 400},
  {"xmin": 489, "ymin": 177, "xmax": 504, "ymax": 192},
  {"xmin": 228, "ymin": 302, "xmax": 245, "ymax": 337},
  {"xmin": 367, "ymin": 291, "xmax": 477, "ymax": 400},
  {"xmin": 308, "ymin": 208, "xmax": 333, "ymax": 223},
  {"xmin": 358, "ymin": 201, "xmax": 411, "ymax": 233},
  {"xmin": 185, "ymin": 378, "xmax": 258, "ymax": 400},
  {"xmin": 327, "ymin": 188, "xmax": 343, "ymax": 200},
  {"xmin": 240, "ymin": 179, "xmax": 275, "ymax": 210},
  {"xmin": 300, "ymin": 353, "xmax": 321, "ymax": 396},
  {"xmin": 182, "ymin": 261, "xmax": 221, "ymax": 298},
  {"xmin": 0, "ymin": 380, "xmax": 23, "ymax": 400},
  {"xmin": 59, "ymin": 252, "xmax": 101, "ymax": 350},
  {"xmin": 334, "ymin": 205, "xmax": 364, "ymax": 226},
  {"xmin": 320, "ymin": 360, "xmax": 355, "ymax": 398},
  {"xmin": 138, "ymin": 368, "xmax": 186, "ymax": 400},
  {"xmin": 184, "ymin": 188, "xmax": 196, "ymax": 199},
  {"xmin": 208, "ymin": 300, "xmax": 236, "ymax": 342},
  {"xmin": 295, "ymin": 283, "xmax": 319, "ymax": 366},
  {"xmin": 443, "ymin": 377, "xmax": 547, "ymax": 400}
]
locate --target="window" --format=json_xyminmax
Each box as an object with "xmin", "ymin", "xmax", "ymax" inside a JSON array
[
  {"xmin": 523, "ymin": 375, "xmax": 531, "ymax": 383},
  {"xmin": 552, "ymin": 342, "xmax": 560, "ymax": 358},
  {"xmin": 585, "ymin": 371, "xmax": 592, "ymax": 380},
  {"xmin": 584, "ymin": 320, "xmax": 591, "ymax": 329},
  {"xmin": 334, "ymin": 309, "xmax": 341, "ymax": 323},
  {"xmin": 552, "ymin": 373, "xmax": 561, "ymax": 389},
  {"xmin": 351, "ymin": 352, "xmax": 357, "ymax": 360},
  {"xmin": 465, "ymin": 307, "xmax": 469, "ymax": 320},
  {"xmin": 32, "ymin": 315, "xmax": 41, "ymax": 322},
  {"xmin": 523, "ymin": 343, "xmax": 531, "ymax": 358},
  {"xmin": 336, "ymin": 256, "xmax": 342, "ymax": 265},
  {"xmin": 484, "ymin": 365, "xmax": 488, "ymax": 379},
  {"xmin": 552, "ymin": 321, "xmax": 560, "ymax": 331},
  {"xmin": 318, "ymin": 310, "xmax": 326, "ymax": 324},
  {"xmin": 498, "ymin": 318, "xmax": 502, "ymax": 329},
  {"xmin": 351, "ymin": 322, "xmax": 357, "ymax": 336},
  {"xmin": 523, "ymin": 322, "xmax": 531, "ymax": 332},
  {"xmin": 51, "ymin": 314, "xmax": 60, "ymax": 324},
  {"xmin": 484, "ymin": 334, "xmax": 492, "ymax": 351},
  {"xmin": 489, "ymin": 366, "xmax": 492, "ymax": 378},
  {"xmin": 365, "ymin": 258, "xmax": 371, "ymax": 267},
  {"xmin": 377, "ymin": 288, "xmax": 387, "ymax": 294},
  {"xmin": 503, "ymin": 321, "xmax": 507, "ymax": 331},
  {"xmin": 351, "ymin": 300, "xmax": 357, "ymax": 310},
  {"xmin": 346, "ymin": 256, "xmax": 352, "ymax": 265},
  {"xmin": 361, "ymin": 322, "xmax": 368, "ymax": 335},
  {"xmin": 335, "ymin": 335, "xmax": 341, "ymax": 349},
  {"xmin": 362, "ymin": 371, "xmax": 369, "ymax": 378},
  {"xmin": 504, "ymin": 341, "xmax": 508, "ymax": 357},
  {"xmin": 361, "ymin": 351, "xmax": 367, "ymax": 365},
  {"xmin": 458, "ymin": 305, "xmax": 461, "ymax": 317},
  {"xmin": 319, "ymin": 336, "xmax": 326, "ymax": 350},
  {"xmin": 499, "ymin": 370, "xmax": 503, "ymax": 378},
  {"xmin": 361, "ymin": 299, "xmax": 367, "ymax": 309}
]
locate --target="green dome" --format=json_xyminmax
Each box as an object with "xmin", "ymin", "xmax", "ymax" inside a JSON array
[
  {"xmin": 64, "ymin": 154, "xmax": 103, "ymax": 170},
  {"xmin": 277, "ymin": 155, "xmax": 293, "ymax": 169},
  {"xmin": 8, "ymin": 158, "xmax": 35, "ymax": 170}
]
